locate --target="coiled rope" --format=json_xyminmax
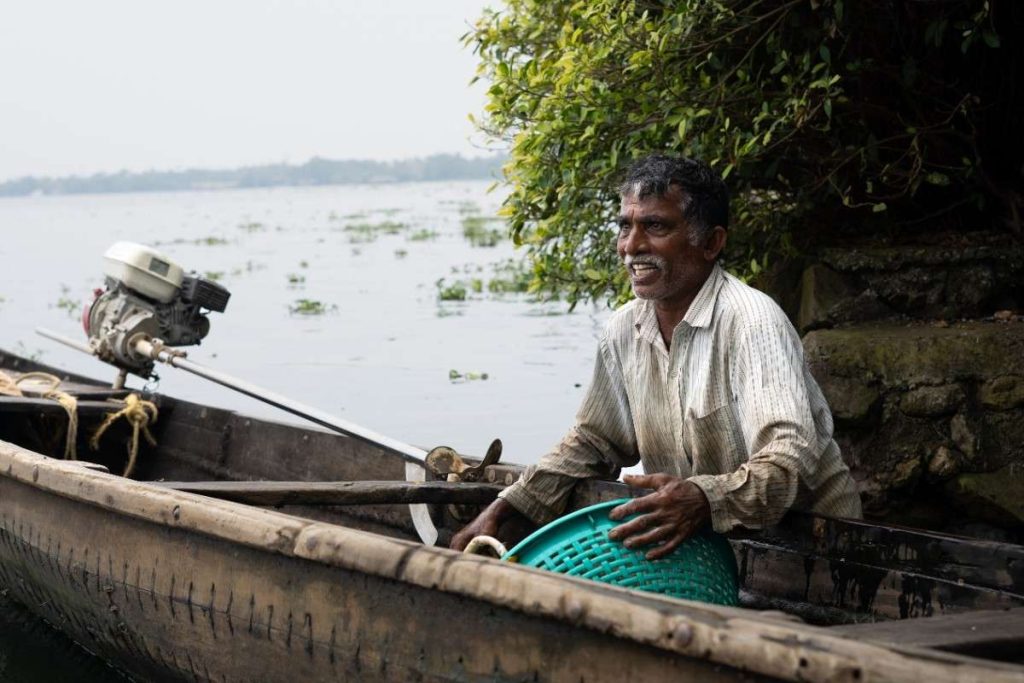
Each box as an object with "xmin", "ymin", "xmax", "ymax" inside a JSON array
[
  {"xmin": 89, "ymin": 393, "xmax": 158, "ymax": 478},
  {"xmin": 0, "ymin": 370, "xmax": 79, "ymax": 460}
]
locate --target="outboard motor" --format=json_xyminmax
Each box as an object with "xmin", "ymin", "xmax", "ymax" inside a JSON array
[{"xmin": 84, "ymin": 242, "xmax": 230, "ymax": 377}]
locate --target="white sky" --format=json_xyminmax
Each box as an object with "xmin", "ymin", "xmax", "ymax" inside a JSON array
[{"xmin": 0, "ymin": 0, "xmax": 497, "ymax": 181}]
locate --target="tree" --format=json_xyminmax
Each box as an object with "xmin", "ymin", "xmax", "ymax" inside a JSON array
[{"xmin": 468, "ymin": 0, "xmax": 1021, "ymax": 306}]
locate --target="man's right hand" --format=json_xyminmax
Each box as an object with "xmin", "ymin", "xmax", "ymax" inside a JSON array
[{"xmin": 449, "ymin": 498, "xmax": 517, "ymax": 551}]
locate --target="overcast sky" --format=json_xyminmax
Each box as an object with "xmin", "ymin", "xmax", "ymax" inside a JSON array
[{"xmin": 0, "ymin": 1, "xmax": 497, "ymax": 181}]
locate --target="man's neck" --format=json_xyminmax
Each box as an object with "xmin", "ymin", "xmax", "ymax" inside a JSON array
[
  {"xmin": 654, "ymin": 297, "xmax": 695, "ymax": 349},
  {"xmin": 650, "ymin": 265, "xmax": 715, "ymax": 348}
]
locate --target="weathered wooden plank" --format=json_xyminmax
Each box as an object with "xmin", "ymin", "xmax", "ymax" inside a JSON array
[
  {"xmin": 0, "ymin": 396, "xmax": 122, "ymax": 418},
  {"xmin": 830, "ymin": 608, "xmax": 1024, "ymax": 660},
  {"xmin": 155, "ymin": 479, "xmax": 503, "ymax": 506}
]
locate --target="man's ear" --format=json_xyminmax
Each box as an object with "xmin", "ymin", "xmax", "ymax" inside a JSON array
[{"xmin": 703, "ymin": 226, "xmax": 727, "ymax": 261}]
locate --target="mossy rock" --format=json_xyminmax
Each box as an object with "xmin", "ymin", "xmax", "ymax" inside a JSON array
[
  {"xmin": 947, "ymin": 465, "xmax": 1024, "ymax": 528},
  {"xmin": 804, "ymin": 322, "xmax": 1024, "ymax": 388}
]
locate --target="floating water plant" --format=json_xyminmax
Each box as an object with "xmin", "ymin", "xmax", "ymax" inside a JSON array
[
  {"xmin": 394, "ymin": 249, "xmax": 408, "ymax": 259},
  {"xmin": 436, "ymin": 278, "xmax": 467, "ymax": 301},
  {"xmin": 487, "ymin": 258, "xmax": 533, "ymax": 295},
  {"xmin": 238, "ymin": 222, "xmax": 265, "ymax": 233},
  {"xmin": 53, "ymin": 284, "xmax": 77, "ymax": 317},
  {"xmin": 204, "ymin": 271, "xmax": 225, "ymax": 282},
  {"xmin": 286, "ymin": 273, "xmax": 306, "ymax": 285},
  {"xmin": 343, "ymin": 221, "xmax": 408, "ymax": 243},
  {"xmin": 461, "ymin": 215, "xmax": 505, "ymax": 247},
  {"xmin": 408, "ymin": 229, "xmax": 439, "ymax": 242},
  {"xmin": 449, "ymin": 369, "xmax": 490, "ymax": 382},
  {"xmin": 289, "ymin": 299, "xmax": 337, "ymax": 315}
]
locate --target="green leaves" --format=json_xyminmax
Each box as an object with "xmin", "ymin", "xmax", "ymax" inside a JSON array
[{"xmin": 467, "ymin": 0, "xmax": 1001, "ymax": 306}]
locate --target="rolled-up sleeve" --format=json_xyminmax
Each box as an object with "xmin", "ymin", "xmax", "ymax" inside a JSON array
[
  {"xmin": 499, "ymin": 338, "xmax": 640, "ymax": 525},
  {"xmin": 687, "ymin": 319, "xmax": 819, "ymax": 532}
]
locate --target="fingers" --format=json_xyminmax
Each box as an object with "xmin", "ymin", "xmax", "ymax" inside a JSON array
[
  {"xmin": 645, "ymin": 533, "xmax": 686, "ymax": 561},
  {"xmin": 608, "ymin": 491, "xmax": 660, "ymax": 520},
  {"xmin": 620, "ymin": 523, "xmax": 673, "ymax": 549},
  {"xmin": 607, "ymin": 513, "xmax": 654, "ymax": 541},
  {"xmin": 450, "ymin": 527, "xmax": 476, "ymax": 551},
  {"xmin": 622, "ymin": 473, "xmax": 671, "ymax": 489}
]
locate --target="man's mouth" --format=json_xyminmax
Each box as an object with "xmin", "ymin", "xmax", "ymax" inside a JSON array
[{"xmin": 626, "ymin": 258, "xmax": 663, "ymax": 285}]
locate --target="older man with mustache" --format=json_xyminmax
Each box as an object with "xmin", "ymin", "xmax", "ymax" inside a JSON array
[{"xmin": 452, "ymin": 154, "xmax": 861, "ymax": 558}]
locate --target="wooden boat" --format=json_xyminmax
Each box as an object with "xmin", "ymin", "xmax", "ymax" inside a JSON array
[{"xmin": 0, "ymin": 347, "xmax": 1022, "ymax": 683}]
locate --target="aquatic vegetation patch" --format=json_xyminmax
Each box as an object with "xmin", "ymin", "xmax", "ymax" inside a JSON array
[
  {"xmin": 343, "ymin": 220, "xmax": 408, "ymax": 243},
  {"xmin": 436, "ymin": 278, "xmax": 467, "ymax": 301},
  {"xmin": 52, "ymin": 284, "xmax": 78, "ymax": 317},
  {"xmin": 394, "ymin": 249, "xmax": 408, "ymax": 259},
  {"xmin": 408, "ymin": 228, "xmax": 439, "ymax": 242},
  {"xmin": 487, "ymin": 258, "xmax": 534, "ymax": 295},
  {"xmin": 238, "ymin": 221, "xmax": 265, "ymax": 233},
  {"xmin": 289, "ymin": 299, "xmax": 337, "ymax": 315},
  {"xmin": 461, "ymin": 215, "xmax": 505, "ymax": 248},
  {"xmin": 204, "ymin": 271, "xmax": 225, "ymax": 282},
  {"xmin": 433, "ymin": 258, "xmax": 535, "ymax": 303},
  {"xmin": 449, "ymin": 369, "xmax": 489, "ymax": 382},
  {"xmin": 154, "ymin": 236, "xmax": 231, "ymax": 247},
  {"xmin": 286, "ymin": 273, "xmax": 306, "ymax": 286}
]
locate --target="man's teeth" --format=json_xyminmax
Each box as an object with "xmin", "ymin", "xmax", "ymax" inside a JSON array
[{"xmin": 632, "ymin": 264, "xmax": 657, "ymax": 273}]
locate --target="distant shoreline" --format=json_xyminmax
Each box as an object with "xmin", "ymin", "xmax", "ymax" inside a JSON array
[{"xmin": 0, "ymin": 153, "xmax": 506, "ymax": 198}]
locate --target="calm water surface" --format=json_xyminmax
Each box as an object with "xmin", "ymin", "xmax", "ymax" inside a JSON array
[
  {"xmin": 0, "ymin": 181, "xmax": 614, "ymax": 678},
  {"xmin": 0, "ymin": 181, "xmax": 610, "ymax": 461}
]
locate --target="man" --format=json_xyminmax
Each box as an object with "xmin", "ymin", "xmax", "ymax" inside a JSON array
[{"xmin": 452, "ymin": 154, "xmax": 861, "ymax": 558}]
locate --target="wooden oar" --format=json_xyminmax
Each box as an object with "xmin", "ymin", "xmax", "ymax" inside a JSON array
[{"xmin": 154, "ymin": 480, "xmax": 503, "ymax": 507}]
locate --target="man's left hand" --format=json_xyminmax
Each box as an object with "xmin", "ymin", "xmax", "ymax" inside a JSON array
[{"xmin": 607, "ymin": 474, "xmax": 711, "ymax": 560}]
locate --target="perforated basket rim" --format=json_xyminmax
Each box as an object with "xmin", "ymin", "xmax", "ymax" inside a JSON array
[{"xmin": 502, "ymin": 499, "xmax": 626, "ymax": 563}]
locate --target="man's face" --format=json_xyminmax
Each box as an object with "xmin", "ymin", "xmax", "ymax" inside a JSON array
[{"xmin": 616, "ymin": 186, "xmax": 713, "ymax": 304}]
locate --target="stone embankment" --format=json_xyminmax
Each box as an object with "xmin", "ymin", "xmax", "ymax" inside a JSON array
[{"xmin": 770, "ymin": 233, "xmax": 1024, "ymax": 537}]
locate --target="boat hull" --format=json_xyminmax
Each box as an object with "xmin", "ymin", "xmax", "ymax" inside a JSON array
[{"xmin": 0, "ymin": 443, "xmax": 766, "ymax": 683}]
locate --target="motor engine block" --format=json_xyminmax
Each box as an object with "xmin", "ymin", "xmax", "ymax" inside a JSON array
[{"xmin": 85, "ymin": 242, "xmax": 230, "ymax": 376}]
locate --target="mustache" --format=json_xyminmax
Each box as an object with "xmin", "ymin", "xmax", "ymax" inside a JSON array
[{"xmin": 624, "ymin": 255, "xmax": 666, "ymax": 269}]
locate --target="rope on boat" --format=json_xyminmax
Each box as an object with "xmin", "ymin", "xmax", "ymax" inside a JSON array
[
  {"xmin": 90, "ymin": 393, "xmax": 158, "ymax": 478},
  {"xmin": 0, "ymin": 370, "xmax": 79, "ymax": 460}
]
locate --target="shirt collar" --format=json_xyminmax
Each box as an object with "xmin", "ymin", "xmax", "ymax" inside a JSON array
[
  {"xmin": 682, "ymin": 262, "xmax": 725, "ymax": 329},
  {"xmin": 633, "ymin": 263, "xmax": 725, "ymax": 342}
]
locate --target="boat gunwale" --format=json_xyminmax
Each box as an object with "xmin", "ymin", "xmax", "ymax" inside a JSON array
[{"xmin": 0, "ymin": 438, "xmax": 1021, "ymax": 683}]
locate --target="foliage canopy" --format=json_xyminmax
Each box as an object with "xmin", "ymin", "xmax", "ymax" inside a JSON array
[{"xmin": 468, "ymin": 0, "xmax": 1021, "ymax": 306}]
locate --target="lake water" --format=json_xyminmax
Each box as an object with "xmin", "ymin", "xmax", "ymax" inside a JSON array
[
  {"xmin": 0, "ymin": 181, "xmax": 617, "ymax": 678},
  {"xmin": 0, "ymin": 181, "xmax": 611, "ymax": 463}
]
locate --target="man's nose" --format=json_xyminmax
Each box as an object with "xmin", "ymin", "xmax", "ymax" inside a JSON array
[{"xmin": 620, "ymin": 224, "xmax": 646, "ymax": 255}]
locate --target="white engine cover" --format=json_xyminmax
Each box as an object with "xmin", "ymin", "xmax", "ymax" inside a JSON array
[{"xmin": 102, "ymin": 242, "xmax": 183, "ymax": 303}]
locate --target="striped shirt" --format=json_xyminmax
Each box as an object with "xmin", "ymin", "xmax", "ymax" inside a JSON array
[{"xmin": 499, "ymin": 264, "xmax": 862, "ymax": 532}]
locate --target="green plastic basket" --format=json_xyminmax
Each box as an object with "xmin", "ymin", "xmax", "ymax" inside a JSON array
[{"xmin": 502, "ymin": 499, "xmax": 738, "ymax": 606}]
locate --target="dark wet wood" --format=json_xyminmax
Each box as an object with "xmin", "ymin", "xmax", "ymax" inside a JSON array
[
  {"xmin": 156, "ymin": 479, "xmax": 503, "ymax": 506},
  {"xmin": 0, "ymin": 396, "xmax": 121, "ymax": 418},
  {"xmin": 830, "ymin": 608, "xmax": 1024, "ymax": 661}
]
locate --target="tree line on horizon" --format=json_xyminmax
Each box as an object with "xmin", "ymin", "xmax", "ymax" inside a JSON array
[{"xmin": 0, "ymin": 153, "xmax": 506, "ymax": 197}]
